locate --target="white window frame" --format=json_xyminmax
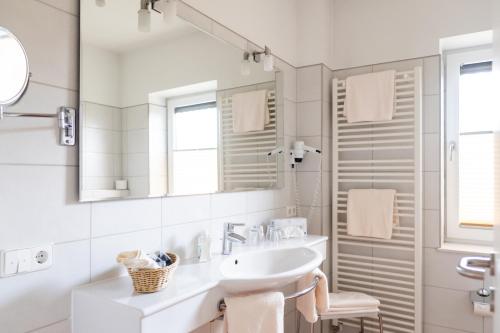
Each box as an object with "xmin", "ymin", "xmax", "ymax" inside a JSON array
[
  {"xmin": 444, "ymin": 46, "xmax": 494, "ymax": 244},
  {"xmin": 166, "ymin": 91, "xmax": 217, "ymax": 194}
]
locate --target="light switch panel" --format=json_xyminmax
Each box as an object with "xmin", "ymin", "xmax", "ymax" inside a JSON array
[
  {"xmin": 17, "ymin": 249, "xmax": 31, "ymax": 273},
  {"xmin": 1, "ymin": 250, "xmax": 19, "ymax": 276},
  {"xmin": 0, "ymin": 244, "xmax": 53, "ymax": 277}
]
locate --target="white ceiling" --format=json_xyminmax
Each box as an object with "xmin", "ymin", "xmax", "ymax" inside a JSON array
[{"xmin": 81, "ymin": 0, "xmax": 198, "ymax": 53}]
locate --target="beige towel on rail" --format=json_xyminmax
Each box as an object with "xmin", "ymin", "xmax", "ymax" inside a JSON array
[
  {"xmin": 347, "ymin": 189, "xmax": 398, "ymax": 239},
  {"xmin": 328, "ymin": 292, "xmax": 380, "ymax": 309},
  {"xmin": 232, "ymin": 90, "xmax": 269, "ymax": 133},
  {"xmin": 321, "ymin": 292, "xmax": 380, "ymax": 316},
  {"xmin": 344, "ymin": 70, "xmax": 396, "ymax": 123},
  {"xmin": 296, "ymin": 268, "xmax": 329, "ymax": 323},
  {"xmin": 224, "ymin": 292, "xmax": 284, "ymax": 333}
]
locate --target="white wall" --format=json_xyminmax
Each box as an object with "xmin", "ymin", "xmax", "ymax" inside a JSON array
[
  {"xmin": 183, "ymin": 0, "xmax": 299, "ymax": 66},
  {"xmin": 295, "ymin": 64, "xmax": 333, "ymax": 333},
  {"xmin": 81, "ymin": 102, "xmax": 122, "ymax": 191},
  {"xmin": 0, "ymin": 1, "xmax": 299, "ymax": 332},
  {"xmin": 80, "ymin": 44, "xmax": 121, "ymax": 107},
  {"xmin": 331, "ymin": 0, "xmax": 492, "ymax": 69},
  {"xmin": 296, "ymin": 0, "xmax": 334, "ymax": 68}
]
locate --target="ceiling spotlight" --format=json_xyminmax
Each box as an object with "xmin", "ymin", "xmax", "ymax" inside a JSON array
[
  {"xmin": 95, "ymin": 0, "xmax": 106, "ymax": 7},
  {"xmin": 248, "ymin": 46, "xmax": 274, "ymax": 73},
  {"xmin": 263, "ymin": 46, "xmax": 274, "ymax": 72},
  {"xmin": 163, "ymin": 0, "xmax": 177, "ymax": 22},
  {"xmin": 137, "ymin": 0, "xmax": 166, "ymax": 32},
  {"xmin": 138, "ymin": 7, "xmax": 151, "ymax": 33},
  {"xmin": 241, "ymin": 51, "xmax": 251, "ymax": 76}
]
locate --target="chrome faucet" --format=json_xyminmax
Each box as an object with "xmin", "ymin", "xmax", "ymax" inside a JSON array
[{"xmin": 222, "ymin": 223, "xmax": 246, "ymax": 255}]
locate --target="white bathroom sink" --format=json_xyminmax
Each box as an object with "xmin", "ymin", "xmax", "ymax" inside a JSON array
[{"xmin": 218, "ymin": 247, "xmax": 323, "ymax": 294}]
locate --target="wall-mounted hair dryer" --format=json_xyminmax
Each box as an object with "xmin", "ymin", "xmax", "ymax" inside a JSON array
[
  {"xmin": 290, "ymin": 141, "xmax": 321, "ymax": 168},
  {"xmin": 266, "ymin": 141, "xmax": 321, "ymax": 168},
  {"xmin": 267, "ymin": 147, "xmax": 285, "ymax": 157}
]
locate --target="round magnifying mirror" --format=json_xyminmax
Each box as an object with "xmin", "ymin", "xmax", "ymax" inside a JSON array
[{"xmin": 0, "ymin": 26, "xmax": 30, "ymax": 110}]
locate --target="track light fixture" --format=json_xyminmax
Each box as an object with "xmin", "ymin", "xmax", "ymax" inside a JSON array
[
  {"xmin": 240, "ymin": 46, "xmax": 274, "ymax": 75},
  {"xmin": 241, "ymin": 51, "xmax": 251, "ymax": 76},
  {"xmin": 96, "ymin": 0, "xmax": 176, "ymax": 32},
  {"xmin": 159, "ymin": 0, "xmax": 177, "ymax": 22},
  {"xmin": 138, "ymin": 0, "xmax": 176, "ymax": 32},
  {"xmin": 138, "ymin": 0, "xmax": 152, "ymax": 33}
]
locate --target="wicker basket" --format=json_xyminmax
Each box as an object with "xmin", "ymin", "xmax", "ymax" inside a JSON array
[{"xmin": 127, "ymin": 253, "xmax": 179, "ymax": 293}]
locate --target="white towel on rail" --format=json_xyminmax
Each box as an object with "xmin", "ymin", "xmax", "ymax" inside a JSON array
[
  {"xmin": 346, "ymin": 189, "xmax": 398, "ymax": 239},
  {"xmin": 344, "ymin": 70, "xmax": 396, "ymax": 123},
  {"xmin": 232, "ymin": 90, "xmax": 269, "ymax": 133},
  {"xmin": 296, "ymin": 268, "xmax": 329, "ymax": 323},
  {"xmin": 320, "ymin": 291, "xmax": 380, "ymax": 316},
  {"xmin": 328, "ymin": 292, "xmax": 380, "ymax": 309},
  {"xmin": 224, "ymin": 292, "xmax": 284, "ymax": 333}
]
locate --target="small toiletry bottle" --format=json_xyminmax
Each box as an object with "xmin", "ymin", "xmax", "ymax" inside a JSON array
[
  {"xmin": 197, "ymin": 231, "xmax": 211, "ymax": 262},
  {"xmin": 197, "ymin": 233, "xmax": 205, "ymax": 261},
  {"xmin": 203, "ymin": 231, "xmax": 212, "ymax": 262}
]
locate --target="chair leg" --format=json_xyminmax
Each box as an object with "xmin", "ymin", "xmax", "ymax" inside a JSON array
[
  {"xmin": 378, "ymin": 314, "xmax": 384, "ymax": 333},
  {"xmin": 296, "ymin": 310, "xmax": 300, "ymax": 333},
  {"xmin": 360, "ymin": 317, "xmax": 364, "ymax": 333}
]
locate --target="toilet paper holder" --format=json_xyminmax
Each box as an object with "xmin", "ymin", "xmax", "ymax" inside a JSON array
[{"xmin": 470, "ymin": 287, "xmax": 495, "ymax": 314}]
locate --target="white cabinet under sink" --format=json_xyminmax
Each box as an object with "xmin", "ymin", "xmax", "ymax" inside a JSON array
[{"xmin": 72, "ymin": 236, "xmax": 327, "ymax": 333}]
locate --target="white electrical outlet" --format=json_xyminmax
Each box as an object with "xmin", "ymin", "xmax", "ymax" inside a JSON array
[
  {"xmin": 0, "ymin": 244, "xmax": 53, "ymax": 277},
  {"xmin": 286, "ymin": 206, "xmax": 297, "ymax": 217},
  {"xmin": 30, "ymin": 245, "xmax": 53, "ymax": 271}
]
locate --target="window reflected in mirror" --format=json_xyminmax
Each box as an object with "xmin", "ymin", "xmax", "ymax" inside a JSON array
[{"xmin": 168, "ymin": 93, "xmax": 218, "ymax": 195}]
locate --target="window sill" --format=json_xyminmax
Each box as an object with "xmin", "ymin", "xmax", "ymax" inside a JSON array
[{"xmin": 438, "ymin": 242, "xmax": 493, "ymax": 255}]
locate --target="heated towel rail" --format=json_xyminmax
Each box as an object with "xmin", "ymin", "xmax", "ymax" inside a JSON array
[
  {"xmin": 332, "ymin": 68, "xmax": 423, "ymax": 333},
  {"xmin": 218, "ymin": 83, "xmax": 278, "ymax": 191}
]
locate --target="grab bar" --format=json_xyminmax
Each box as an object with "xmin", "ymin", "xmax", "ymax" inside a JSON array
[{"xmin": 218, "ymin": 276, "xmax": 320, "ymax": 312}]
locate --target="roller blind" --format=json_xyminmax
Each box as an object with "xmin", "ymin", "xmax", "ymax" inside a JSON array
[{"xmin": 458, "ymin": 65, "xmax": 496, "ymax": 228}]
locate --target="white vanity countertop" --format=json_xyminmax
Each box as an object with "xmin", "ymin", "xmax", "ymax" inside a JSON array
[{"xmin": 73, "ymin": 235, "xmax": 328, "ymax": 317}]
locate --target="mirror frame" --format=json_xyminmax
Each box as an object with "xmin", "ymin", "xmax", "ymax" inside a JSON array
[
  {"xmin": 0, "ymin": 26, "xmax": 30, "ymax": 110},
  {"xmin": 78, "ymin": 2, "xmax": 285, "ymax": 202}
]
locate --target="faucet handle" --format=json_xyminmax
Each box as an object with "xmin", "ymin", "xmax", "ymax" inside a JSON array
[{"xmin": 224, "ymin": 222, "xmax": 245, "ymax": 232}]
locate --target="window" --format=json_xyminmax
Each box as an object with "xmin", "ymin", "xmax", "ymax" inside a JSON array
[
  {"xmin": 445, "ymin": 47, "xmax": 497, "ymax": 243},
  {"xmin": 167, "ymin": 92, "xmax": 218, "ymax": 195}
]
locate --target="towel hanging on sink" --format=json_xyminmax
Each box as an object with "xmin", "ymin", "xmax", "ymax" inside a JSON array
[{"xmin": 223, "ymin": 291, "xmax": 284, "ymax": 333}]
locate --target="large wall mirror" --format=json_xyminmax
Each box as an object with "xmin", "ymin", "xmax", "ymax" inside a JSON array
[{"xmin": 80, "ymin": 0, "xmax": 284, "ymax": 201}]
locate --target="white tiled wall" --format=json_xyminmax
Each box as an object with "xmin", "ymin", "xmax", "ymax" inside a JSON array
[
  {"xmin": 295, "ymin": 64, "xmax": 333, "ymax": 333},
  {"xmin": 81, "ymin": 102, "xmax": 122, "ymax": 190},
  {"xmin": 0, "ymin": 1, "xmax": 299, "ymax": 332},
  {"xmin": 331, "ymin": 57, "xmax": 492, "ymax": 333}
]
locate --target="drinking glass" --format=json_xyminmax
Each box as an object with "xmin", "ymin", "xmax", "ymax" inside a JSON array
[
  {"xmin": 266, "ymin": 225, "xmax": 281, "ymax": 244},
  {"xmin": 248, "ymin": 226, "xmax": 260, "ymax": 246},
  {"xmin": 258, "ymin": 225, "xmax": 265, "ymax": 241}
]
